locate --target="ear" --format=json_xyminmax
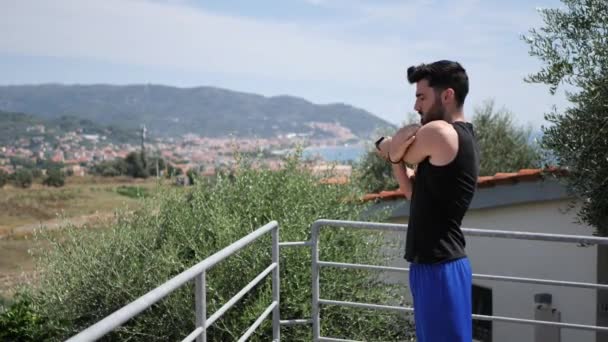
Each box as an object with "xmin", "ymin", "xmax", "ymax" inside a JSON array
[{"xmin": 443, "ymin": 88, "xmax": 455, "ymax": 104}]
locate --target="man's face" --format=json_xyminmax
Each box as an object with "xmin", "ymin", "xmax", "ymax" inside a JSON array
[{"xmin": 414, "ymin": 79, "xmax": 446, "ymax": 125}]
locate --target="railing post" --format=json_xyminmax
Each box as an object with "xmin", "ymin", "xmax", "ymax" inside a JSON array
[
  {"xmin": 311, "ymin": 222, "xmax": 321, "ymax": 341},
  {"xmin": 272, "ymin": 225, "xmax": 281, "ymax": 341},
  {"xmin": 195, "ymin": 272, "xmax": 207, "ymax": 342}
]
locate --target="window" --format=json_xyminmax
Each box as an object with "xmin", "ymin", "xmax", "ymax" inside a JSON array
[{"xmin": 472, "ymin": 284, "xmax": 492, "ymax": 342}]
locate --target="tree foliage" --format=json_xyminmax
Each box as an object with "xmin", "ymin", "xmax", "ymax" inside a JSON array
[
  {"xmin": 0, "ymin": 169, "xmax": 7, "ymax": 188},
  {"xmin": 523, "ymin": 0, "xmax": 608, "ymax": 234},
  {"xmin": 92, "ymin": 154, "xmax": 168, "ymax": 178},
  {"xmin": 0, "ymin": 294, "xmax": 57, "ymax": 342},
  {"xmin": 13, "ymin": 169, "xmax": 33, "ymax": 188},
  {"xmin": 43, "ymin": 168, "xmax": 65, "ymax": 187},
  {"xmin": 473, "ymin": 100, "xmax": 541, "ymax": 176},
  {"xmin": 125, "ymin": 151, "xmax": 149, "ymax": 178},
  {"xmin": 353, "ymin": 151, "xmax": 400, "ymax": 194}
]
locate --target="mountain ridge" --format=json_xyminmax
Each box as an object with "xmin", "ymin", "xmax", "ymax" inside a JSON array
[{"xmin": 0, "ymin": 84, "xmax": 395, "ymax": 139}]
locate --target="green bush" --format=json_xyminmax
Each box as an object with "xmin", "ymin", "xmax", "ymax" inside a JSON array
[
  {"xmin": 101, "ymin": 166, "xmax": 121, "ymax": 177},
  {"xmin": 352, "ymin": 150, "xmax": 399, "ymax": 194},
  {"xmin": 166, "ymin": 163, "xmax": 182, "ymax": 177},
  {"xmin": 125, "ymin": 151, "xmax": 149, "ymax": 178},
  {"xmin": 43, "ymin": 168, "xmax": 65, "ymax": 187},
  {"xmin": 115, "ymin": 185, "xmax": 150, "ymax": 199},
  {"xmin": 91, "ymin": 158, "xmax": 130, "ymax": 177},
  {"xmin": 28, "ymin": 154, "xmax": 414, "ymax": 341},
  {"xmin": 0, "ymin": 169, "xmax": 7, "ymax": 188},
  {"xmin": 31, "ymin": 168, "xmax": 43, "ymax": 179},
  {"xmin": 13, "ymin": 169, "xmax": 33, "ymax": 188},
  {"xmin": 147, "ymin": 156, "xmax": 165, "ymax": 177},
  {"xmin": 186, "ymin": 169, "xmax": 198, "ymax": 185},
  {"xmin": 0, "ymin": 293, "xmax": 58, "ymax": 341}
]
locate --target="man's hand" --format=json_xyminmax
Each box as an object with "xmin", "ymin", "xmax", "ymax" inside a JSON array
[
  {"xmin": 375, "ymin": 136, "xmax": 393, "ymax": 161},
  {"xmin": 390, "ymin": 123, "xmax": 421, "ymax": 162},
  {"xmin": 375, "ymin": 123, "xmax": 421, "ymax": 163}
]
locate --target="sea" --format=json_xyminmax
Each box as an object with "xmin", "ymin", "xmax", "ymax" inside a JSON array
[{"xmin": 302, "ymin": 145, "xmax": 367, "ymax": 163}]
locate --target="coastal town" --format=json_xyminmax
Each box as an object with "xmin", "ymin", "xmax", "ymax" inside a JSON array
[{"xmin": 0, "ymin": 121, "xmax": 365, "ymax": 178}]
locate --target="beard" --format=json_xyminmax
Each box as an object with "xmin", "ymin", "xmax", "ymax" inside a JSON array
[{"xmin": 419, "ymin": 98, "xmax": 446, "ymax": 125}]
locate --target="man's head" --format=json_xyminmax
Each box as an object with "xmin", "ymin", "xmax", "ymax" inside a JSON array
[{"xmin": 406, "ymin": 60, "xmax": 469, "ymax": 125}]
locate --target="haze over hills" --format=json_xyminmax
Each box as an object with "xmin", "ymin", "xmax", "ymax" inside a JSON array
[{"xmin": 0, "ymin": 84, "xmax": 395, "ymax": 140}]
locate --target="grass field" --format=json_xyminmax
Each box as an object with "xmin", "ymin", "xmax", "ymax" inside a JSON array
[{"xmin": 0, "ymin": 175, "xmax": 167, "ymax": 298}]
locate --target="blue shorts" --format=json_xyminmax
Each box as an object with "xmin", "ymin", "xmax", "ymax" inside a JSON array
[{"xmin": 409, "ymin": 257, "xmax": 472, "ymax": 342}]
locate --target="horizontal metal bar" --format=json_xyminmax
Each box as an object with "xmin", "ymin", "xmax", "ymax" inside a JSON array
[
  {"xmin": 319, "ymin": 261, "xmax": 608, "ymax": 290},
  {"xmin": 321, "ymin": 299, "xmax": 608, "ymax": 332},
  {"xmin": 237, "ymin": 301, "xmax": 277, "ymax": 342},
  {"xmin": 313, "ymin": 219, "xmax": 406, "ymax": 232},
  {"xmin": 472, "ymin": 313, "xmax": 608, "ymax": 332},
  {"xmin": 463, "ymin": 227, "xmax": 608, "ymax": 246},
  {"xmin": 319, "ymin": 299, "xmax": 412, "ymax": 313},
  {"xmin": 66, "ymin": 221, "xmax": 278, "ymax": 342},
  {"xmin": 319, "ymin": 337, "xmax": 363, "ymax": 342},
  {"xmin": 206, "ymin": 263, "xmax": 276, "ymax": 327},
  {"xmin": 181, "ymin": 327, "xmax": 203, "ymax": 342},
  {"xmin": 279, "ymin": 319, "xmax": 313, "ymax": 326},
  {"xmin": 472, "ymin": 273, "xmax": 608, "ymax": 290},
  {"xmin": 312, "ymin": 219, "xmax": 608, "ymax": 245},
  {"xmin": 318, "ymin": 261, "xmax": 406, "ymax": 273},
  {"xmin": 279, "ymin": 241, "xmax": 312, "ymax": 247}
]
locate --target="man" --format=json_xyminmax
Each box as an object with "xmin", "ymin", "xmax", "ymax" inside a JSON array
[{"xmin": 376, "ymin": 60, "xmax": 479, "ymax": 341}]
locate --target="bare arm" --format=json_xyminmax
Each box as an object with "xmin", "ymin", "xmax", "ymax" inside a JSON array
[
  {"xmin": 376, "ymin": 133, "xmax": 417, "ymax": 199},
  {"xmin": 392, "ymin": 163, "xmax": 415, "ymax": 199}
]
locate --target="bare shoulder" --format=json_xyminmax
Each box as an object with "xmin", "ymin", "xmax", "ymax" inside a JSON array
[
  {"xmin": 417, "ymin": 121, "xmax": 458, "ymax": 165},
  {"xmin": 417, "ymin": 120, "xmax": 457, "ymax": 141}
]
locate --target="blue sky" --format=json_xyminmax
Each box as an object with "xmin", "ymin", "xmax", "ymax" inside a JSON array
[{"xmin": 0, "ymin": 0, "xmax": 569, "ymax": 128}]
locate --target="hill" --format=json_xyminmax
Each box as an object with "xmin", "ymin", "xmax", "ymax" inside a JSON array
[
  {"xmin": 0, "ymin": 84, "xmax": 395, "ymax": 139},
  {"xmin": 0, "ymin": 110, "xmax": 137, "ymax": 146}
]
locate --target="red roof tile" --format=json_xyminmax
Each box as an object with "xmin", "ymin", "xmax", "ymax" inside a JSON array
[
  {"xmin": 363, "ymin": 167, "xmax": 567, "ymax": 202},
  {"xmin": 476, "ymin": 167, "xmax": 566, "ymax": 188}
]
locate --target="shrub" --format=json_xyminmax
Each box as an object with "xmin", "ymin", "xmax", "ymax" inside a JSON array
[
  {"xmin": 186, "ymin": 169, "xmax": 198, "ymax": 185},
  {"xmin": 31, "ymin": 169, "xmax": 43, "ymax": 179},
  {"xmin": 13, "ymin": 169, "xmax": 33, "ymax": 188},
  {"xmin": 29, "ymin": 154, "xmax": 414, "ymax": 341},
  {"xmin": 0, "ymin": 293, "xmax": 58, "ymax": 341},
  {"xmin": 125, "ymin": 151, "xmax": 149, "ymax": 178},
  {"xmin": 0, "ymin": 169, "xmax": 7, "ymax": 188},
  {"xmin": 115, "ymin": 185, "xmax": 150, "ymax": 199},
  {"xmin": 43, "ymin": 168, "xmax": 65, "ymax": 187}
]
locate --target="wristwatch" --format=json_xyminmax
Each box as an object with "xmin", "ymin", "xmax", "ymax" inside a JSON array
[{"xmin": 375, "ymin": 137, "xmax": 385, "ymax": 151}]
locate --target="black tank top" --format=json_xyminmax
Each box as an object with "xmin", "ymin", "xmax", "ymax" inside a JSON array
[{"xmin": 405, "ymin": 121, "xmax": 480, "ymax": 264}]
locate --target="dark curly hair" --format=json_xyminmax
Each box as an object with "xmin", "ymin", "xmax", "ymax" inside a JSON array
[{"xmin": 407, "ymin": 60, "xmax": 469, "ymax": 107}]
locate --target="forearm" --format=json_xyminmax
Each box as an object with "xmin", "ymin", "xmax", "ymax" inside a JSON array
[{"xmin": 392, "ymin": 163, "xmax": 414, "ymax": 200}]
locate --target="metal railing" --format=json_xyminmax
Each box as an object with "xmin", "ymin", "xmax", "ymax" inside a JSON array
[
  {"xmin": 66, "ymin": 221, "xmax": 280, "ymax": 342},
  {"xmin": 67, "ymin": 219, "xmax": 608, "ymax": 341},
  {"xmin": 308, "ymin": 219, "xmax": 608, "ymax": 342}
]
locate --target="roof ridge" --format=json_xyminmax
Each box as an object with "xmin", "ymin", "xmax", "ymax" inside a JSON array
[{"xmin": 358, "ymin": 167, "xmax": 567, "ymax": 202}]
